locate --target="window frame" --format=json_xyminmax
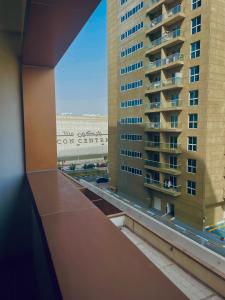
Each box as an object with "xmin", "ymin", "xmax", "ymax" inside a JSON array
[
  {"xmin": 189, "ymin": 90, "xmax": 199, "ymax": 106},
  {"xmin": 189, "ymin": 113, "xmax": 198, "ymax": 129},
  {"xmin": 188, "ymin": 136, "xmax": 197, "ymax": 151},
  {"xmin": 190, "ymin": 66, "xmax": 200, "ymax": 83},
  {"xmin": 192, "ymin": 0, "xmax": 201, "ymax": 10},
  {"xmin": 187, "ymin": 180, "xmax": 196, "ymax": 196},
  {"xmin": 191, "ymin": 16, "xmax": 201, "ymax": 35},
  {"xmin": 187, "ymin": 159, "xmax": 197, "ymax": 174},
  {"xmin": 190, "ymin": 40, "xmax": 200, "ymax": 59}
]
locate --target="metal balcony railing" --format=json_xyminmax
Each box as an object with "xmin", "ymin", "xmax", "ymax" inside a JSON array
[
  {"xmin": 168, "ymin": 4, "xmax": 182, "ymax": 17},
  {"xmin": 147, "ymin": 100, "xmax": 181, "ymax": 110},
  {"xmin": 146, "ymin": 77, "xmax": 182, "ymax": 90},
  {"xmin": 144, "ymin": 177, "xmax": 181, "ymax": 193},
  {"xmin": 150, "ymin": 15, "xmax": 164, "ymax": 27},
  {"xmin": 148, "ymin": 28, "xmax": 182, "ymax": 50},
  {"xmin": 149, "ymin": 5, "xmax": 182, "ymax": 28},
  {"xmin": 146, "ymin": 122, "xmax": 162, "ymax": 129},
  {"xmin": 144, "ymin": 159, "xmax": 180, "ymax": 171},
  {"xmin": 149, "ymin": 0, "xmax": 161, "ymax": 7},
  {"xmin": 147, "ymin": 53, "xmax": 184, "ymax": 70},
  {"xmin": 145, "ymin": 141, "xmax": 181, "ymax": 151},
  {"xmin": 145, "ymin": 122, "xmax": 181, "ymax": 130}
]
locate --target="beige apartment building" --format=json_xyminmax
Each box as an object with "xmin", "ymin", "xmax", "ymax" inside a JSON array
[{"xmin": 108, "ymin": 0, "xmax": 225, "ymax": 230}]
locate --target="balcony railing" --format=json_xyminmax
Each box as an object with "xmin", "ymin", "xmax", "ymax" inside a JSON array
[
  {"xmin": 145, "ymin": 122, "xmax": 181, "ymax": 130},
  {"xmin": 149, "ymin": 5, "xmax": 182, "ymax": 28},
  {"xmin": 144, "ymin": 177, "xmax": 181, "ymax": 193},
  {"xmin": 147, "ymin": 100, "xmax": 181, "ymax": 110},
  {"xmin": 144, "ymin": 159, "xmax": 180, "ymax": 171},
  {"xmin": 145, "ymin": 141, "xmax": 181, "ymax": 151},
  {"xmin": 168, "ymin": 4, "xmax": 182, "ymax": 17},
  {"xmin": 146, "ymin": 77, "xmax": 182, "ymax": 91},
  {"xmin": 150, "ymin": 15, "xmax": 164, "ymax": 27},
  {"xmin": 148, "ymin": 0, "xmax": 161, "ymax": 8},
  {"xmin": 146, "ymin": 122, "xmax": 161, "ymax": 129},
  {"xmin": 147, "ymin": 53, "xmax": 184, "ymax": 70},
  {"xmin": 148, "ymin": 28, "xmax": 182, "ymax": 50},
  {"xmin": 148, "ymin": 102, "xmax": 161, "ymax": 109}
]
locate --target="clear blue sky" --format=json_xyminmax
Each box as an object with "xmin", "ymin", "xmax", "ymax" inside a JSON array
[{"xmin": 55, "ymin": 0, "xmax": 107, "ymax": 115}]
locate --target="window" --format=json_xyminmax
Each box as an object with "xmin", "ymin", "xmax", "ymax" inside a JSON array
[
  {"xmin": 190, "ymin": 66, "xmax": 200, "ymax": 83},
  {"xmin": 187, "ymin": 180, "xmax": 196, "ymax": 196},
  {"xmin": 192, "ymin": 16, "xmax": 201, "ymax": 34},
  {"xmin": 120, "ymin": 61, "xmax": 143, "ymax": 75},
  {"xmin": 121, "ymin": 164, "xmax": 142, "ymax": 176},
  {"xmin": 121, "ymin": 41, "xmax": 144, "ymax": 58},
  {"xmin": 187, "ymin": 159, "xmax": 197, "ymax": 173},
  {"xmin": 169, "ymin": 176, "xmax": 177, "ymax": 188},
  {"xmin": 170, "ymin": 115, "xmax": 178, "ymax": 128},
  {"xmin": 189, "ymin": 90, "xmax": 199, "ymax": 106},
  {"xmin": 192, "ymin": 0, "xmax": 201, "ymax": 10},
  {"xmin": 120, "ymin": 149, "xmax": 142, "ymax": 158},
  {"xmin": 120, "ymin": 2, "xmax": 144, "ymax": 23},
  {"xmin": 120, "ymin": 22, "xmax": 144, "ymax": 41},
  {"xmin": 151, "ymin": 134, "xmax": 160, "ymax": 147},
  {"xmin": 169, "ymin": 136, "xmax": 178, "ymax": 149},
  {"xmin": 120, "ymin": 117, "xmax": 143, "ymax": 124},
  {"xmin": 121, "ymin": 0, "xmax": 128, "ymax": 6},
  {"xmin": 120, "ymin": 99, "xmax": 143, "ymax": 108},
  {"xmin": 169, "ymin": 156, "xmax": 178, "ymax": 169},
  {"xmin": 191, "ymin": 41, "xmax": 200, "ymax": 59},
  {"xmin": 189, "ymin": 114, "xmax": 198, "ymax": 129},
  {"xmin": 188, "ymin": 136, "xmax": 197, "ymax": 151},
  {"xmin": 120, "ymin": 133, "xmax": 142, "ymax": 141},
  {"xmin": 120, "ymin": 80, "xmax": 143, "ymax": 92}
]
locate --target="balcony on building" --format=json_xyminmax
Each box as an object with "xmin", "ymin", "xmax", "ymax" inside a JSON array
[
  {"xmin": 146, "ymin": 28, "xmax": 185, "ymax": 56},
  {"xmin": 145, "ymin": 76, "xmax": 183, "ymax": 94},
  {"xmin": 144, "ymin": 177, "xmax": 181, "ymax": 197},
  {"xmin": 0, "ymin": 1, "xmax": 191, "ymax": 299},
  {"xmin": 144, "ymin": 159, "xmax": 181, "ymax": 175},
  {"xmin": 144, "ymin": 141, "xmax": 182, "ymax": 154},
  {"xmin": 145, "ymin": 122, "xmax": 182, "ymax": 132},
  {"xmin": 145, "ymin": 99, "xmax": 182, "ymax": 113},
  {"xmin": 146, "ymin": 4, "xmax": 185, "ymax": 35},
  {"xmin": 145, "ymin": 53, "xmax": 184, "ymax": 75},
  {"xmin": 146, "ymin": 0, "xmax": 162, "ymax": 14}
]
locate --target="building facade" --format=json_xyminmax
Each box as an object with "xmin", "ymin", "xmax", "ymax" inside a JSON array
[
  {"xmin": 57, "ymin": 115, "xmax": 108, "ymax": 161},
  {"xmin": 108, "ymin": 0, "xmax": 225, "ymax": 230}
]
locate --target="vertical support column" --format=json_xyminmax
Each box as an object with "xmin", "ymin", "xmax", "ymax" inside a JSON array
[
  {"xmin": 108, "ymin": 0, "xmax": 119, "ymax": 191},
  {"xmin": 22, "ymin": 65, "xmax": 57, "ymax": 173}
]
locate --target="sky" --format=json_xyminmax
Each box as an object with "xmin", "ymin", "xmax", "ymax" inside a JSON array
[{"xmin": 55, "ymin": 0, "xmax": 107, "ymax": 116}]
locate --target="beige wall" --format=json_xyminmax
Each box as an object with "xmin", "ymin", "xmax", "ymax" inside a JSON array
[{"xmin": 108, "ymin": 0, "xmax": 225, "ymax": 229}]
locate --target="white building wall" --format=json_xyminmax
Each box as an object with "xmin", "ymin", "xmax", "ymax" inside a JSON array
[{"xmin": 57, "ymin": 115, "xmax": 108, "ymax": 160}]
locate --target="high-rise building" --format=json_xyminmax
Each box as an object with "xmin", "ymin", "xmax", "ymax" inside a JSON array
[{"xmin": 108, "ymin": 0, "xmax": 225, "ymax": 230}]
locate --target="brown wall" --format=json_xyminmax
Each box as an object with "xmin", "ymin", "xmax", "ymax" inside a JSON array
[{"xmin": 22, "ymin": 65, "xmax": 57, "ymax": 172}]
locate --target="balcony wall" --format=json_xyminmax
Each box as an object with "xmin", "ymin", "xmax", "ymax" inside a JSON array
[{"xmin": 0, "ymin": 31, "xmax": 26, "ymax": 259}]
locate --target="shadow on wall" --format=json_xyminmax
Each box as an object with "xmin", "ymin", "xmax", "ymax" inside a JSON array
[
  {"xmin": 0, "ymin": 177, "xmax": 62, "ymax": 300},
  {"xmin": 109, "ymin": 123, "xmax": 150, "ymax": 205}
]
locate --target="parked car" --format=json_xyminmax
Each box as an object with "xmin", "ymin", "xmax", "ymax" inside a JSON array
[
  {"xmin": 96, "ymin": 177, "xmax": 109, "ymax": 183},
  {"xmin": 83, "ymin": 163, "xmax": 95, "ymax": 169},
  {"xmin": 98, "ymin": 162, "xmax": 107, "ymax": 168}
]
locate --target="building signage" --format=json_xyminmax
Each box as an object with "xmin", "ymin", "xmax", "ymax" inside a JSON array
[{"xmin": 57, "ymin": 130, "xmax": 108, "ymax": 145}]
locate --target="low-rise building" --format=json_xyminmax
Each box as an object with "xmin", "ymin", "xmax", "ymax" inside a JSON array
[{"xmin": 57, "ymin": 114, "xmax": 108, "ymax": 161}]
